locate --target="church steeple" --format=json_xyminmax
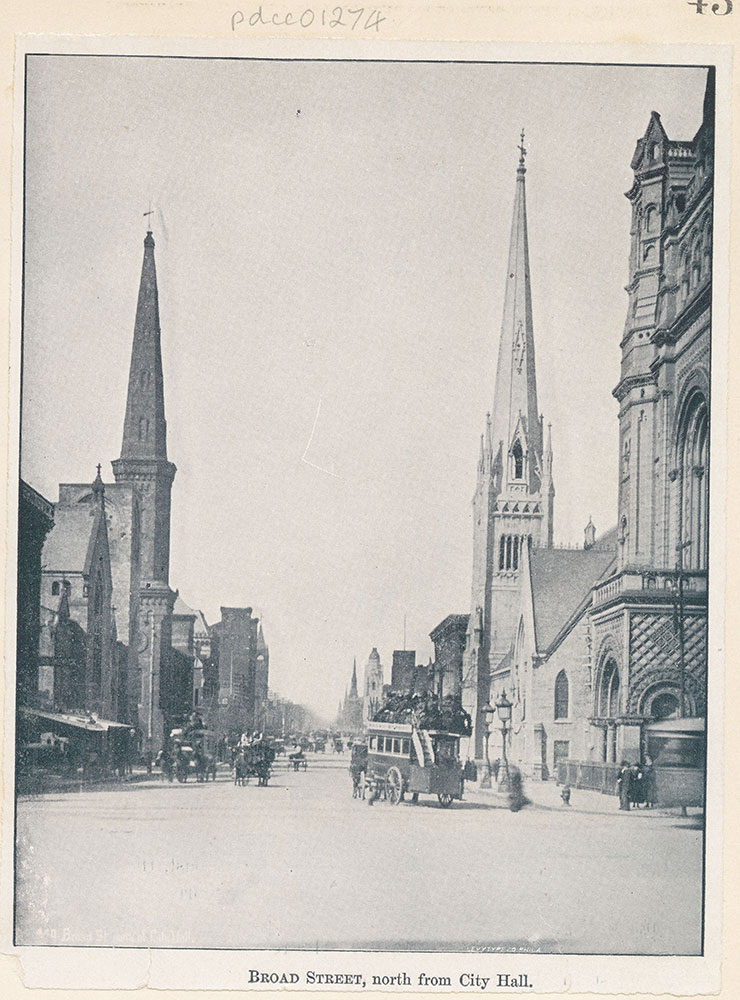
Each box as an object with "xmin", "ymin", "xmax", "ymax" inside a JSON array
[
  {"xmin": 462, "ymin": 137, "xmax": 555, "ymax": 762},
  {"xmin": 490, "ymin": 132, "xmax": 542, "ymax": 489},
  {"xmin": 112, "ymin": 228, "xmax": 176, "ymax": 587},
  {"xmin": 349, "ymin": 657, "xmax": 359, "ymax": 699},
  {"xmin": 119, "ymin": 230, "xmax": 169, "ymax": 462}
]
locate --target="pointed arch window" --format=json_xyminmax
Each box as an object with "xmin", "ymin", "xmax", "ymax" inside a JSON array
[
  {"xmin": 511, "ymin": 440, "xmax": 524, "ymax": 480},
  {"xmin": 676, "ymin": 390, "xmax": 709, "ymax": 571},
  {"xmin": 499, "ymin": 535, "xmax": 525, "ymax": 571},
  {"xmin": 554, "ymin": 670, "xmax": 569, "ymax": 719},
  {"xmin": 598, "ymin": 659, "xmax": 620, "ymax": 717}
]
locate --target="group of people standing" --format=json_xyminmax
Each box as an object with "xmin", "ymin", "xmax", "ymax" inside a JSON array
[{"xmin": 617, "ymin": 759, "xmax": 657, "ymax": 810}]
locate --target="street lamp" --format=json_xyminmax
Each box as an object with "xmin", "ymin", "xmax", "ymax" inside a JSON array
[
  {"xmin": 496, "ymin": 689, "xmax": 513, "ymax": 790},
  {"xmin": 480, "ymin": 701, "xmax": 496, "ymax": 788}
]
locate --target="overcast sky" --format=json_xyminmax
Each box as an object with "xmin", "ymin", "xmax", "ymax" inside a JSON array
[{"xmin": 20, "ymin": 56, "xmax": 707, "ymax": 717}]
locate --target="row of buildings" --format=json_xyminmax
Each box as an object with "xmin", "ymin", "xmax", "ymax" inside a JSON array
[
  {"xmin": 455, "ymin": 75, "xmax": 712, "ymax": 790},
  {"xmin": 335, "ymin": 641, "xmax": 461, "ymax": 733},
  {"xmin": 17, "ymin": 230, "xmax": 273, "ymax": 753},
  {"xmin": 340, "ymin": 72, "xmax": 711, "ymax": 801}
]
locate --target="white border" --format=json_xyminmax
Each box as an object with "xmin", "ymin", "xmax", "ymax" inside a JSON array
[{"xmin": 2, "ymin": 34, "xmax": 730, "ymax": 996}]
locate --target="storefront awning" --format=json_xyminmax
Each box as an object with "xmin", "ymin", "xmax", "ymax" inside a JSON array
[{"xmin": 20, "ymin": 708, "xmax": 131, "ymax": 733}]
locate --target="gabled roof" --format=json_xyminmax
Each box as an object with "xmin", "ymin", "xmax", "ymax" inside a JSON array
[
  {"xmin": 194, "ymin": 609, "xmax": 210, "ymax": 637},
  {"xmin": 530, "ymin": 541, "xmax": 616, "ymax": 653},
  {"xmin": 173, "ymin": 595, "xmax": 197, "ymax": 618}
]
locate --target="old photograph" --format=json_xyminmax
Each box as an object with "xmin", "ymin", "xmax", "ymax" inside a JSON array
[{"xmin": 11, "ymin": 53, "xmax": 713, "ymax": 959}]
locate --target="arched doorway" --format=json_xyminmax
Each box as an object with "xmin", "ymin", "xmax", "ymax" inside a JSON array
[{"xmin": 595, "ymin": 657, "xmax": 621, "ymax": 763}]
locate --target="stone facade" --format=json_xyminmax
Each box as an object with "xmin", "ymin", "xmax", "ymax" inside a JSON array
[
  {"xmin": 209, "ymin": 607, "xmax": 263, "ymax": 738},
  {"xmin": 390, "ymin": 650, "xmax": 415, "ymax": 693},
  {"xmin": 489, "ymin": 536, "xmax": 615, "ymax": 779},
  {"xmin": 17, "ymin": 480, "xmax": 54, "ymax": 706},
  {"xmin": 362, "ymin": 647, "xmax": 384, "ymax": 725},
  {"xmin": 588, "ymin": 70, "xmax": 712, "ymax": 764},
  {"xmin": 111, "ymin": 230, "xmax": 178, "ymax": 749},
  {"xmin": 40, "ymin": 471, "xmax": 117, "ymax": 718},
  {"xmin": 429, "ymin": 614, "xmax": 468, "ymax": 700},
  {"xmin": 462, "ymin": 140, "xmax": 554, "ymax": 760}
]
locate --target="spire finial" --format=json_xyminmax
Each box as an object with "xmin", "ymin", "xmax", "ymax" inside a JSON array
[
  {"xmin": 92, "ymin": 463, "xmax": 104, "ymax": 499},
  {"xmin": 518, "ymin": 129, "xmax": 527, "ymax": 169}
]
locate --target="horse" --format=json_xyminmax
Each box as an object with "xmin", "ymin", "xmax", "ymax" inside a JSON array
[
  {"xmin": 350, "ymin": 762, "xmax": 366, "ymax": 799},
  {"xmin": 233, "ymin": 750, "xmax": 248, "ymax": 786}
]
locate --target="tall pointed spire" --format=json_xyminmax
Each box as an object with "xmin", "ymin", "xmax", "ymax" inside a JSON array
[
  {"xmin": 112, "ymin": 228, "xmax": 176, "ymax": 587},
  {"xmin": 119, "ymin": 230, "xmax": 168, "ymax": 462},
  {"xmin": 349, "ymin": 657, "xmax": 358, "ymax": 698},
  {"xmin": 490, "ymin": 133, "xmax": 542, "ymax": 487}
]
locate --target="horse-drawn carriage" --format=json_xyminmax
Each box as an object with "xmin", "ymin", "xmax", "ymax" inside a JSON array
[
  {"xmin": 287, "ymin": 745, "xmax": 308, "ymax": 771},
  {"xmin": 363, "ymin": 720, "xmax": 464, "ymax": 808},
  {"xmin": 349, "ymin": 742, "xmax": 368, "ymax": 798},
  {"xmin": 234, "ymin": 739, "xmax": 275, "ymax": 786},
  {"xmin": 160, "ymin": 727, "xmax": 217, "ymax": 782}
]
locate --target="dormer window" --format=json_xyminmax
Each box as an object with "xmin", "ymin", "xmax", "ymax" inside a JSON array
[{"xmin": 650, "ymin": 142, "xmax": 659, "ymax": 161}]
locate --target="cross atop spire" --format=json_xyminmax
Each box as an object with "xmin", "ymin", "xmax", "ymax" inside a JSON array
[
  {"xmin": 488, "ymin": 133, "xmax": 542, "ymax": 490},
  {"xmin": 518, "ymin": 129, "xmax": 527, "ymax": 170}
]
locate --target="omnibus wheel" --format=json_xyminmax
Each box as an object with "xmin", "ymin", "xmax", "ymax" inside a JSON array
[
  {"xmin": 386, "ymin": 767, "xmax": 404, "ymax": 805},
  {"xmin": 437, "ymin": 793, "xmax": 453, "ymax": 808}
]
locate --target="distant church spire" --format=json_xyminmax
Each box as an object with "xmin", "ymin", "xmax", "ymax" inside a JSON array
[
  {"xmin": 490, "ymin": 132, "xmax": 542, "ymax": 487},
  {"xmin": 349, "ymin": 657, "xmax": 358, "ymax": 699},
  {"xmin": 119, "ymin": 229, "xmax": 169, "ymax": 462}
]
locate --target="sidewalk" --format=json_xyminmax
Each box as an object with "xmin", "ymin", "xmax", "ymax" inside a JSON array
[
  {"xmin": 464, "ymin": 774, "xmax": 703, "ymax": 819},
  {"xmin": 17, "ymin": 767, "xmax": 152, "ymax": 797}
]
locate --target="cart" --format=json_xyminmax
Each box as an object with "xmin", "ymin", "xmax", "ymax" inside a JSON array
[{"xmin": 364, "ymin": 721, "xmax": 464, "ymax": 808}]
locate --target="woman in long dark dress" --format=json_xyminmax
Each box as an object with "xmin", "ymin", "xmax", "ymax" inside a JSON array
[{"xmin": 617, "ymin": 761, "xmax": 632, "ymax": 810}]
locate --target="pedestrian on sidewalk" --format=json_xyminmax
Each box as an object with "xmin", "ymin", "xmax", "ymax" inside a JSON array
[
  {"xmin": 492, "ymin": 758, "xmax": 501, "ymax": 783},
  {"xmin": 643, "ymin": 757, "xmax": 657, "ymax": 808},
  {"xmin": 617, "ymin": 761, "xmax": 632, "ymax": 810},
  {"xmin": 560, "ymin": 785, "xmax": 571, "ymax": 806}
]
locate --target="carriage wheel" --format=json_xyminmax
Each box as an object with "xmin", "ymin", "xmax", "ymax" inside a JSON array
[
  {"xmin": 437, "ymin": 793, "xmax": 453, "ymax": 808},
  {"xmin": 385, "ymin": 767, "xmax": 404, "ymax": 805}
]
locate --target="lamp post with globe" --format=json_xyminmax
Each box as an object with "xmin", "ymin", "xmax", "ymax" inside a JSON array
[
  {"xmin": 496, "ymin": 689, "xmax": 513, "ymax": 790},
  {"xmin": 479, "ymin": 701, "xmax": 496, "ymax": 788}
]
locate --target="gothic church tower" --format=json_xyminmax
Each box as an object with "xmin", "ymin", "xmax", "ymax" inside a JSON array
[
  {"xmin": 112, "ymin": 229, "xmax": 176, "ymax": 749},
  {"xmin": 462, "ymin": 138, "xmax": 554, "ymax": 759}
]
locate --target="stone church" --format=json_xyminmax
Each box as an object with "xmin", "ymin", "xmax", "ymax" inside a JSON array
[
  {"xmin": 41, "ymin": 229, "xmax": 183, "ymax": 750},
  {"xmin": 461, "ymin": 136, "xmax": 555, "ymax": 762},
  {"xmin": 462, "ymin": 70, "xmax": 711, "ymax": 787}
]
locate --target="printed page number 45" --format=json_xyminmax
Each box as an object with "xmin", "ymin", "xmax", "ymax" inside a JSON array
[{"xmin": 688, "ymin": 0, "xmax": 732, "ymax": 12}]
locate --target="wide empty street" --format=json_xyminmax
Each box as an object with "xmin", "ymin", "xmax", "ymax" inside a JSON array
[{"xmin": 15, "ymin": 754, "xmax": 703, "ymax": 954}]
